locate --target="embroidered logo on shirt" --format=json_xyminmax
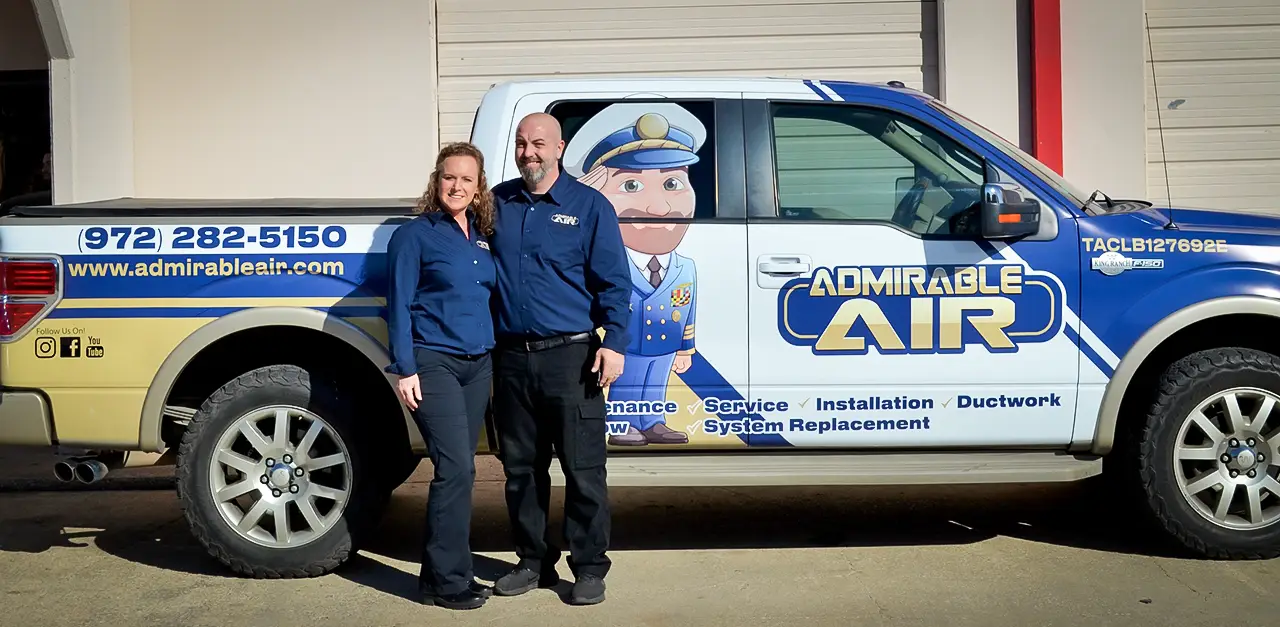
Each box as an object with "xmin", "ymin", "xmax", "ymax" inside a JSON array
[
  {"xmin": 476, "ymin": 240, "xmax": 490, "ymax": 251},
  {"xmin": 551, "ymin": 213, "xmax": 580, "ymax": 226}
]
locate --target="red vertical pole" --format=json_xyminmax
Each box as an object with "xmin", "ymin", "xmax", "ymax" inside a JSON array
[{"xmin": 1031, "ymin": 0, "xmax": 1063, "ymax": 175}]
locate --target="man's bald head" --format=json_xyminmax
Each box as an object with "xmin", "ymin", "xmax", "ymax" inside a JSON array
[
  {"xmin": 514, "ymin": 112, "xmax": 565, "ymax": 189},
  {"xmin": 517, "ymin": 112, "xmax": 562, "ymax": 142}
]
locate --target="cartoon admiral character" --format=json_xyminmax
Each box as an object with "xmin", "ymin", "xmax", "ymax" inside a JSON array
[{"xmin": 564, "ymin": 102, "xmax": 704, "ymax": 446}]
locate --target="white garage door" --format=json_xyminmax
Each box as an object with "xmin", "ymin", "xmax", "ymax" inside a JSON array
[
  {"xmin": 435, "ymin": 0, "xmax": 939, "ymax": 144},
  {"xmin": 1144, "ymin": 0, "xmax": 1280, "ymax": 214}
]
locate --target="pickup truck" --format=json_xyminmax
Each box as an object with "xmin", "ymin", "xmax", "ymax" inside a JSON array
[{"xmin": 2, "ymin": 77, "xmax": 1278, "ymax": 577}]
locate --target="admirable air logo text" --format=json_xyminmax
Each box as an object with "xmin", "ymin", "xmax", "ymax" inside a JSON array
[{"xmin": 777, "ymin": 263, "xmax": 1064, "ymax": 356}]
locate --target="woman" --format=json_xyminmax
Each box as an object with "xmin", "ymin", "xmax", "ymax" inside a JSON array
[{"xmin": 385, "ymin": 141, "xmax": 497, "ymax": 611}]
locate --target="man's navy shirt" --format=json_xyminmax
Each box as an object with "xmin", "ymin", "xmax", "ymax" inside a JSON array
[
  {"xmin": 384, "ymin": 210, "xmax": 496, "ymax": 377},
  {"xmin": 490, "ymin": 172, "xmax": 631, "ymax": 354}
]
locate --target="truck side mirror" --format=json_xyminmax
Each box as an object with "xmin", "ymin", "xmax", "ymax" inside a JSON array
[{"xmin": 980, "ymin": 183, "xmax": 1040, "ymax": 239}]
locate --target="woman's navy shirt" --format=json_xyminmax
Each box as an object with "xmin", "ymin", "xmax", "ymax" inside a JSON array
[{"xmin": 385, "ymin": 210, "xmax": 496, "ymax": 377}]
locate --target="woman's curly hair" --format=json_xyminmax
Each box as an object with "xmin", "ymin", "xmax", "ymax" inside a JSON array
[{"xmin": 415, "ymin": 142, "xmax": 495, "ymax": 236}]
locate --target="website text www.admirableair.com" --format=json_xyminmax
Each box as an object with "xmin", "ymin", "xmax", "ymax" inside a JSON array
[{"xmin": 67, "ymin": 257, "xmax": 346, "ymax": 278}]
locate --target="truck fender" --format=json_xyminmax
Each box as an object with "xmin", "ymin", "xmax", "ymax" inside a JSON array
[
  {"xmin": 137, "ymin": 307, "xmax": 417, "ymax": 452},
  {"xmin": 1092, "ymin": 286, "xmax": 1280, "ymax": 455}
]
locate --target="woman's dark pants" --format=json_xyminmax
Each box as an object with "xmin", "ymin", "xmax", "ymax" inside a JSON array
[{"xmin": 410, "ymin": 347, "xmax": 491, "ymax": 596}]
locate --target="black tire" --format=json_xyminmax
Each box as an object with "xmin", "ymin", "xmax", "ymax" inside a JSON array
[
  {"xmin": 1136, "ymin": 347, "xmax": 1280, "ymax": 560},
  {"xmin": 175, "ymin": 364, "xmax": 382, "ymax": 578}
]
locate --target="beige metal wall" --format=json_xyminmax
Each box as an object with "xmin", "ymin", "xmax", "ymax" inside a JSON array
[
  {"xmin": 435, "ymin": 0, "xmax": 939, "ymax": 144},
  {"xmin": 129, "ymin": 0, "xmax": 439, "ymax": 200},
  {"xmin": 937, "ymin": 0, "xmax": 1026, "ymax": 151},
  {"xmin": 46, "ymin": 0, "xmax": 136, "ymax": 205},
  {"xmin": 26, "ymin": 0, "xmax": 1170, "ymax": 206},
  {"xmin": 1144, "ymin": 0, "xmax": 1280, "ymax": 214},
  {"xmin": 1060, "ymin": 0, "xmax": 1148, "ymax": 202}
]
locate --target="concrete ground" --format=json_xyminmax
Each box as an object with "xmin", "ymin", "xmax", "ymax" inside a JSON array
[{"xmin": 1, "ymin": 445, "xmax": 1277, "ymax": 626}]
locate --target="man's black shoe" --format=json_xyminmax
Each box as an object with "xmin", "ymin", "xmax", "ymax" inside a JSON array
[
  {"xmin": 494, "ymin": 565, "xmax": 560, "ymax": 596},
  {"xmin": 569, "ymin": 574, "xmax": 606, "ymax": 605},
  {"xmin": 423, "ymin": 588, "xmax": 487, "ymax": 610}
]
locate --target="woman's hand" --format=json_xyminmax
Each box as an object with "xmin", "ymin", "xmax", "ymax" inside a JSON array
[{"xmin": 397, "ymin": 374, "xmax": 422, "ymax": 410}]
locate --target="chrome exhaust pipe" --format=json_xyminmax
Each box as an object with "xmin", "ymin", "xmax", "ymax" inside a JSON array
[
  {"xmin": 74, "ymin": 460, "xmax": 110, "ymax": 484},
  {"xmin": 53, "ymin": 460, "xmax": 77, "ymax": 483},
  {"xmin": 52, "ymin": 450, "xmax": 171, "ymax": 486}
]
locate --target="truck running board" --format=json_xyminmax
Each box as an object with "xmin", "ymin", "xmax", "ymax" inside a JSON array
[{"xmin": 547, "ymin": 451, "xmax": 1103, "ymax": 487}]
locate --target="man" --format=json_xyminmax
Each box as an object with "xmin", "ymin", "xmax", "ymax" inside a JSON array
[{"xmin": 488, "ymin": 112, "xmax": 631, "ymax": 606}]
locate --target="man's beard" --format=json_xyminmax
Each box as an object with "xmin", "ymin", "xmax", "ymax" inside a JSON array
[{"xmin": 519, "ymin": 158, "xmax": 551, "ymax": 185}]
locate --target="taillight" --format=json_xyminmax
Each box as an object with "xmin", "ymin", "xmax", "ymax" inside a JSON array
[
  {"xmin": 2, "ymin": 261, "xmax": 58, "ymax": 296},
  {"xmin": 0, "ymin": 302, "xmax": 46, "ymax": 337},
  {"xmin": 0, "ymin": 256, "xmax": 61, "ymax": 342}
]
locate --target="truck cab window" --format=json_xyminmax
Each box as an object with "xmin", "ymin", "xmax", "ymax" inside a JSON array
[{"xmin": 770, "ymin": 102, "xmax": 986, "ymax": 236}]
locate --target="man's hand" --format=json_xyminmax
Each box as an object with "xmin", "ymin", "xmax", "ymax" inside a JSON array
[
  {"xmin": 672, "ymin": 353, "xmax": 692, "ymax": 374},
  {"xmin": 396, "ymin": 373, "xmax": 422, "ymax": 411},
  {"xmin": 592, "ymin": 347, "xmax": 624, "ymax": 388}
]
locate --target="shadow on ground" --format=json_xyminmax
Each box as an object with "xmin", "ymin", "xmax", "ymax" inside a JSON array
[
  {"xmin": 1, "ymin": 455, "xmax": 1198, "ymax": 606},
  {"xmin": 329, "ymin": 473, "xmax": 1192, "ymax": 604}
]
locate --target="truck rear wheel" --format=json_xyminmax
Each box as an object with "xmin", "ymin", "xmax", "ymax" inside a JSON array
[
  {"xmin": 1138, "ymin": 347, "xmax": 1280, "ymax": 559},
  {"xmin": 175, "ymin": 364, "xmax": 381, "ymax": 578}
]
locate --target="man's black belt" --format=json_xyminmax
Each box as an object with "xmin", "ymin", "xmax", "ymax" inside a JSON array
[{"xmin": 498, "ymin": 332, "xmax": 593, "ymax": 352}]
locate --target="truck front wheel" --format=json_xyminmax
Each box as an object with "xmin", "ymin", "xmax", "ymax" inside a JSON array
[
  {"xmin": 175, "ymin": 364, "xmax": 381, "ymax": 577},
  {"xmin": 1138, "ymin": 347, "xmax": 1280, "ymax": 559}
]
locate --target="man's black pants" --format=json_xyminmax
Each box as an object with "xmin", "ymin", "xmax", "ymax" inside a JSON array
[
  {"xmin": 410, "ymin": 347, "xmax": 491, "ymax": 596},
  {"xmin": 492, "ymin": 335, "xmax": 611, "ymax": 580}
]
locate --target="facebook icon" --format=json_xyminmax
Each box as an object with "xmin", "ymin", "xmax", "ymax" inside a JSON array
[{"xmin": 60, "ymin": 336, "xmax": 81, "ymax": 358}]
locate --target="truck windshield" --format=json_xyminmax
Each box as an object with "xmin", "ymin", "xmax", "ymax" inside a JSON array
[{"xmin": 929, "ymin": 100, "xmax": 1095, "ymax": 212}]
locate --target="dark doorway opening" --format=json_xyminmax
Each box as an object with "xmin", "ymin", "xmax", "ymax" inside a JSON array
[{"xmin": 1, "ymin": 68, "xmax": 52, "ymax": 211}]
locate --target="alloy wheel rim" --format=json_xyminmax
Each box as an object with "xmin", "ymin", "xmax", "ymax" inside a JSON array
[
  {"xmin": 208, "ymin": 405, "xmax": 353, "ymax": 548},
  {"xmin": 1173, "ymin": 387, "xmax": 1280, "ymax": 531}
]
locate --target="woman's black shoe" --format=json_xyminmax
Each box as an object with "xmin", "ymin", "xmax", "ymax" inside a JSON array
[
  {"xmin": 470, "ymin": 580, "xmax": 493, "ymax": 598},
  {"xmin": 423, "ymin": 588, "xmax": 487, "ymax": 610}
]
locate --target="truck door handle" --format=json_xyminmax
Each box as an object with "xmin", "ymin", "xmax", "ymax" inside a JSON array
[{"xmin": 758, "ymin": 257, "xmax": 810, "ymax": 275}]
